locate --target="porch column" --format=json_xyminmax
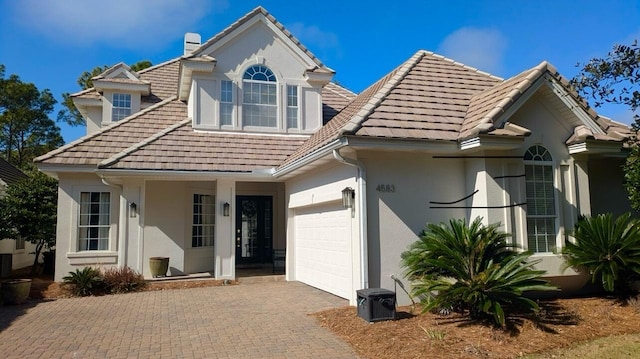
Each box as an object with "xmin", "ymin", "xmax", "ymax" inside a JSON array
[
  {"xmin": 215, "ymin": 179, "xmax": 235, "ymax": 279},
  {"xmin": 574, "ymin": 159, "xmax": 591, "ymax": 217}
]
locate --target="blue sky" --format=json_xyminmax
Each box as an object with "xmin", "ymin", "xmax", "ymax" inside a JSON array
[{"xmin": 1, "ymin": 0, "xmax": 639, "ymax": 144}]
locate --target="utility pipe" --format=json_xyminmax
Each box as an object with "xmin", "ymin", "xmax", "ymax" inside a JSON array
[{"xmin": 333, "ymin": 149, "xmax": 369, "ymax": 289}]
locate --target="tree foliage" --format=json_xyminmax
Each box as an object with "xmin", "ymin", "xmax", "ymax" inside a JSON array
[
  {"xmin": 0, "ymin": 171, "xmax": 58, "ymax": 274},
  {"xmin": 0, "ymin": 65, "xmax": 63, "ymax": 169},
  {"xmin": 58, "ymin": 60, "xmax": 153, "ymax": 127},
  {"xmin": 571, "ymin": 41, "xmax": 640, "ymax": 118},
  {"xmin": 563, "ymin": 213, "xmax": 640, "ymax": 295},
  {"xmin": 401, "ymin": 217, "xmax": 555, "ymax": 328},
  {"xmin": 572, "ymin": 41, "xmax": 640, "ymax": 210}
]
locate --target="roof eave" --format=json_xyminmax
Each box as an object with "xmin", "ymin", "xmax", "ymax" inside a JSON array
[
  {"xmin": 93, "ymin": 79, "xmax": 151, "ymax": 96},
  {"xmin": 178, "ymin": 57, "xmax": 217, "ymax": 101},
  {"xmin": 567, "ymin": 139, "xmax": 627, "ymax": 155},
  {"xmin": 460, "ymin": 135, "xmax": 527, "ymax": 152}
]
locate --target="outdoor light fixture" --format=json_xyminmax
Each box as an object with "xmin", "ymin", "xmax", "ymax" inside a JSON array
[
  {"xmin": 342, "ymin": 187, "xmax": 355, "ymax": 209},
  {"xmin": 129, "ymin": 202, "xmax": 138, "ymax": 218},
  {"xmin": 223, "ymin": 202, "xmax": 230, "ymax": 217}
]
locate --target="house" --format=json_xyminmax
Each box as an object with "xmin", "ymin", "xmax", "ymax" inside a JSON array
[
  {"xmin": 35, "ymin": 7, "xmax": 633, "ymax": 305},
  {"xmin": 0, "ymin": 157, "xmax": 34, "ymax": 270}
]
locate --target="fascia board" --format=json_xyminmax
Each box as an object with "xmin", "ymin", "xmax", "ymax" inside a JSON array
[
  {"xmin": 93, "ymin": 80, "xmax": 151, "ymax": 95},
  {"xmin": 460, "ymin": 136, "xmax": 525, "ymax": 151},
  {"xmin": 568, "ymin": 140, "xmax": 625, "ymax": 155},
  {"xmin": 347, "ymin": 136, "xmax": 459, "ymax": 153},
  {"xmin": 273, "ymin": 138, "xmax": 347, "ymax": 177},
  {"xmin": 95, "ymin": 169, "xmax": 277, "ymax": 181}
]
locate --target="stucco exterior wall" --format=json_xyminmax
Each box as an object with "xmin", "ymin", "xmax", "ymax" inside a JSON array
[
  {"xmin": 54, "ymin": 173, "xmax": 120, "ymax": 281},
  {"xmin": 361, "ymin": 151, "xmax": 467, "ymax": 304},
  {"xmin": 589, "ymin": 157, "xmax": 633, "ymax": 216},
  {"xmin": 190, "ymin": 20, "xmax": 323, "ymax": 133},
  {"xmin": 0, "ymin": 240, "xmax": 35, "ymax": 270}
]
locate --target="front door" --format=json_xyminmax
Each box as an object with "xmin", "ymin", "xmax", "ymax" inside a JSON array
[{"xmin": 235, "ymin": 196, "xmax": 272, "ymax": 265}]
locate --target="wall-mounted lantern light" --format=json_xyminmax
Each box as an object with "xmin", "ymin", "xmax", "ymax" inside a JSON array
[
  {"xmin": 129, "ymin": 202, "xmax": 138, "ymax": 218},
  {"xmin": 342, "ymin": 187, "xmax": 355, "ymax": 209},
  {"xmin": 223, "ymin": 202, "xmax": 230, "ymax": 217}
]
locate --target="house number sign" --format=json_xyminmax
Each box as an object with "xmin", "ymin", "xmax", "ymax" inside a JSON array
[{"xmin": 376, "ymin": 184, "xmax": 396, "ymax": 193}]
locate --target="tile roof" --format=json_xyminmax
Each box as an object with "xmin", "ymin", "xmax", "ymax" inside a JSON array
[
  {"xmin": 281, "ymin": 50, "xmax": 502, "ymax": 167},
  {"xmin": 0, "ymin": 157, "xmax": 27, "ymax": 185},
  {"xmin": 35, "ymin": 97, "xmax": 185, "ymax": 166},
  {"xmin": 100, "ymin": 123, "xmax": 308, "ymax": 172},
  {"xmin": 321, "ymin": 82, "xmax": 356, "ymax": 123}
]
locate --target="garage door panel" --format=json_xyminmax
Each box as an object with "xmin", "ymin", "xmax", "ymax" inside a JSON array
[{"xmin": 294, "ymin": 202, "xmax": 352, "ymax": 299}]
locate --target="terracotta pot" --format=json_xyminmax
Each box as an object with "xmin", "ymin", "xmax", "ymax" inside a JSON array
[
  {"xmin": 149, "ymin": 257, "xmax": 169, "ymax": 278},
  {"xmin": 1, "ymin": 279, "xmax": 32, "ymax": 305}
]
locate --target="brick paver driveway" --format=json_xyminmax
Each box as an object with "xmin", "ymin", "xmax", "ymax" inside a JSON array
[{"xmin": 0, "ymin": 281, "xmax": 358, "ymax": 358}]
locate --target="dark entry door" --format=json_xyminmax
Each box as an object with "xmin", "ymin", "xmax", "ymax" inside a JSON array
[{"xmin": 235, "ymin": 196, "xmax": 272, "ymax": 264}]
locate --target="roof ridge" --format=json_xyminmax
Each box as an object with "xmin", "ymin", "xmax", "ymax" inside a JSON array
[
  {"xmin": 341, "ymin": 50, "xmax": 427, "ymax": 134},
  {"xmin": 191, "ymin": 6, "xmax": 329, "ymax": 70},
  {"xmin": 99, "ymin": 117, "xmax": 191, "ymax": 168},
  {"xmin": 137, "ymin": 57, "xmax": 181, "ymax": 75},
  {"xmin": 425, "ymin": 51, "xmax": 504, "ymax": 81},
  {"xmin": 34, "ymin": 96, "xmax": 178, "ymax": 163}
]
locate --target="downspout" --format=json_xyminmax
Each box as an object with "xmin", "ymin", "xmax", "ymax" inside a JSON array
[
  {"xmin": 333, "ymin": 149, "xmax": 369, "ymax": 289},
  {"xmin": 101, "ymin": 176, "xmax": 126, "ymax": 267}
]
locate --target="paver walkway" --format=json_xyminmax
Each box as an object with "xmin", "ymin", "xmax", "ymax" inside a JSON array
[{"xmin": 0, "ymin": 281, "xmax": 359, "ymax": 358}]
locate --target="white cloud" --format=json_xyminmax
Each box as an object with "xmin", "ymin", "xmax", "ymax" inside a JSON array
[
  {"xmin": 286, "ymin": 22, "xmax": 342, "ymax": 59},
  {"xmin": 437, "ymin": 27, "xmax": 507, "ymax": 75},
  {"xmin": 9, "ymin": 0, "xmax": 228, "ymax": 49}
]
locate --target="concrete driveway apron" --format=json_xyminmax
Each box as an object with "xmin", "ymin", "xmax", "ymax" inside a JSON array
[{"xmin": 0, "ymin": 281, "xmax": 359, "ymax": 358}]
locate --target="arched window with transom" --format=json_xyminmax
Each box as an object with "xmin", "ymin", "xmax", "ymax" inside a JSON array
[
  {"xmin": 524, "ymin": 145, "xmax": 557, "ymax": 253},
  {"xmin": 242, "ymin": 65, "xmax": 277, "ymax": 127}
]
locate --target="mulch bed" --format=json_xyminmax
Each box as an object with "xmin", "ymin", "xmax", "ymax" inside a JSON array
[{"xmin": 312, "ymin": 297, "xmax": 640, "ymax": 358}]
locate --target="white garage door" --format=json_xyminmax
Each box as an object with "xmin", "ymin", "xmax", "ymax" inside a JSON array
[{"xmin": 294, "ymin": 202, "xmax": 352, "ymax": 299}]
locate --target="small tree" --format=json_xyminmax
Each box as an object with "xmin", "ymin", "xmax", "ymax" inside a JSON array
[
  {"xmin": 0, "ymin": 171, "xmax": 57, "ymax": 274},
  {"xmin": 563, "ymin": 213, "xmax": 640, "ymax": 295},
  {"xmin": 401, "ymin": 217, "xmax": 555, "ymax": 328}
]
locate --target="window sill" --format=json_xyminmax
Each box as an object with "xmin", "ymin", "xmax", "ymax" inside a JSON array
[{"xmin": 67, "ymin": 251, "xmax": 118, "ymax": 265}]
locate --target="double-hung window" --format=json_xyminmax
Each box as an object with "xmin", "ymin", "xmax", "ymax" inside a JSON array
[
  {"xmin": 112, "ymin": 93, "xmax": 131, "ymax": 121},
  {"xmin": 192, "ymin": 194, "xmax": 215, "ymax": 248},
  {"xmin": 220, "ymin": 80, "xmax": 233, "ymax": 126},
  {"xmin": 78, "ymin": 192, "xmax": 110, "ymax": 251},
  {"xmin": 524, "ymin": 145, "xmax": 556, "ymax": 253},
  {"xmin": 242, "ymin": 65, "xmax": 277, "ymax": 127},
  {"xmin": 286, "ymin": 85, "xmax": 298, "ymax": 129}
]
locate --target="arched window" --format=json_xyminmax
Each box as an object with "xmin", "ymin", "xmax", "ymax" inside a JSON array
[
  {"xmin": 242, "ymin": 65, "xmax": 277, "ymax": 127},
  {"xmin": 524, "ymin": 145, "xmax": 556, "ymax": 253}
]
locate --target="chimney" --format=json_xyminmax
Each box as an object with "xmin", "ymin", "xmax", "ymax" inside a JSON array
[{"xmin": 184, "ymin": 33, "xmax": 201, "ymax": 56}]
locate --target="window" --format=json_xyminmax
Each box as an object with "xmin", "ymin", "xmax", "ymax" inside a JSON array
[
  {"xmin": 192, "ymin": 194, "xmax": 215, "ymax": 248},
  {"xmin": 112, "ymin": 93, "xmax": 131, "ymax": 121},
  {"xmin": 524, "ymin": 145, "xmax": 556, "ymax": 253},
  {"xmin": 78, "ymin": 192, "xmax": 110, "ymax": 251},
  {"xmin": 15, "ymin": 237, "xmax": 25, "ymax": 251},
  {"xmin": 220, "ymin": 80, "xmax": 233, "ymax": 126},
  {"xmin": 286, "ymin": 85, "xmax": 298, "ymax": 129},
  {"xmin": 242, "ymin": 65, "xmax": 277, "ymax": 127}
]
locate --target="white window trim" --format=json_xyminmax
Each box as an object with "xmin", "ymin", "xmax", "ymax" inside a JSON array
[
  {"xmin": 67, "ymin": 186, "xmax": 119, "ymax": 264},
  {"xmin": 523, "ymin": 146, "xmax": 561, "ymax": 254},
  {"xmin": 191, "ymin": 193, "xmax": 216, "ymax": 248},
  {"xmin": 111, "ymin": 93, "xmax": 132, "ymax": 122},
  {"xmin": 186, "ymin": 188, "xmax": 216, "ymax": 252},
  {"xmin": 286, "ymin": 84, "xmax": 300, "ymax": 131},
  {"xmin": 219, "ymin": 79, "xmax": 235, "ymax": 129}
]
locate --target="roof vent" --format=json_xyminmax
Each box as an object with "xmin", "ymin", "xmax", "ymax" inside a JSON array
[{"xmin": 184, "ymin": 33, "xmax": 201, "ymax": 56}]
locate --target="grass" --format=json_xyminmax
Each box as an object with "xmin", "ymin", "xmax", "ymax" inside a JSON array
[{"xmin": 527, "ymin": 333, "xmax": 640, "ymax": 358}]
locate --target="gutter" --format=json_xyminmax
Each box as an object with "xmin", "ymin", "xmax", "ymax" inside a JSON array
[
  {"xmin": 274, "ymin": 138, "xmax": 348, "ymax": 177},
  {"xmin": 101, "ymin": 176, "xmax": 127, "ymax": 268},
  {"xmin": 332, "ymin": 148, "xmax": 369, "ymax": 290}
]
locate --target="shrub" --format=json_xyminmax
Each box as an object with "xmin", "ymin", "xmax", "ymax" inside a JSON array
[
  {"xmin": 62, "ymin": 267, "xmax": 104, "ymax": 296},
  {"xmin": 401, "ymin": 217, "xmax": 555, "ymax": 328},
  {"xmin": 563, "ymin": 213, "xmax": 640, "ymax": 294},
  {"xmin": 102, "ymin": 266, "xmax": 146, "ymax": 294}
]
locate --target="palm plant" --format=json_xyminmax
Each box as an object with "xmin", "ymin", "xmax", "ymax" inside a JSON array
[
  {"xmin": 401, "ymin": 217, "xmax": 555, "ymax": 327},
  {"xmin": 563, "ymin": 213, "xmax": 640, "ymax": 294},
  {"xmin": 63, "ymin": 267, "xmax": 104, "ymax": 296}
]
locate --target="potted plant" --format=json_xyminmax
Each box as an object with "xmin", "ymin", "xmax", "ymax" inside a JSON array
[
  {"xmin": 149, "ymin": 257, "xmax": 169, "ymax": 278},
  {"xmin": 1, "ymin": 278, "xmax": 32, "ymax": 305}
]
